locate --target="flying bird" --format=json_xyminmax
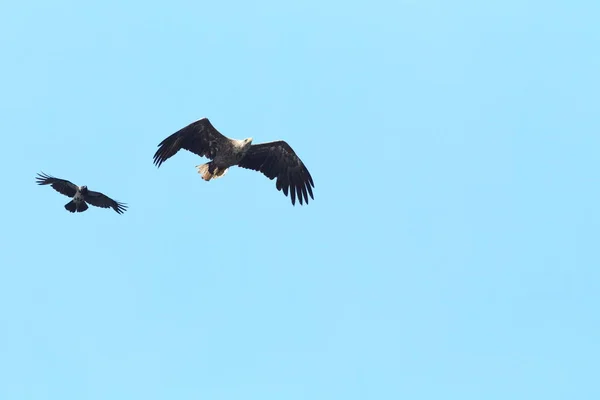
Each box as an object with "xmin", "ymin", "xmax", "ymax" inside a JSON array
[
  {"xmin": 36, "ymin": 172, "xmax": 127, "ymax": 214},
  {"xmin": 153, "ymin": 118, "xmax": 315, "ymax": 205}
]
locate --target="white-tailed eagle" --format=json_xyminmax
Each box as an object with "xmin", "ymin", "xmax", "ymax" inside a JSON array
[
  {"xmin": 153, "ymin": 118, "xmax": 315, "ymax": 206},
  {"xmin": 36, "ymin": 172, "xmax": 128, "ymax": 214}
]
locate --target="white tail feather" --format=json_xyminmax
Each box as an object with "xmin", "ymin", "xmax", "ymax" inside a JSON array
[{"xmin": 196, "ymin": 163, "xmax": 228, "ymax": 181}]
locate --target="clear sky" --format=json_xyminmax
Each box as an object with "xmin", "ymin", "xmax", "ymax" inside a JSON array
[{"xmin": 1, "ymin": 0, "xmax": 598, "ymax": 398}]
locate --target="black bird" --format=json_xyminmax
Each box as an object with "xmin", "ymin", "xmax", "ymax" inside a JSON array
[
  {"xmin": 36, "ymin": 172, "xmax": 127, "ymax": 214},
  {"xmin": 153, "ymin": 117, "xmax": 315, "ymax": 205}
]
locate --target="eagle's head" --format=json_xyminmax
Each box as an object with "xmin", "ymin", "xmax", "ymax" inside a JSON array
[
  {"xmin": 243, "ymin": 137, "xmax": 253, "ymax": 149},
  {"xmin": 80, "ymin": 185, "xmax": 88, "ymax": 194}
]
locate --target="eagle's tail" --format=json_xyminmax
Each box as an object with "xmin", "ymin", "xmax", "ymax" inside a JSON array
[
  {"xmin": 196, "ymin": 162, "xmax": 228, "ymax": 181},
  {"xmin": 65, "ymin": 200, "xmax": 88, "ymax": 213}
]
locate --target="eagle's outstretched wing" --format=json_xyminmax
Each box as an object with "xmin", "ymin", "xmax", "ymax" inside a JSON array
[
  {"xmin": 153, "ymin": 118, "xmax": 230, "ymax": 167},
  {"xmin": 238, "ymin": 141, "xmax": 315, "ymax": 205},
  {"xmin": 36, "ymin": 172, "xmax": 78, "ymax": 198},
  {"xmin": 84, "ymin": 191, "xmax": 128, "ymax": 214}
]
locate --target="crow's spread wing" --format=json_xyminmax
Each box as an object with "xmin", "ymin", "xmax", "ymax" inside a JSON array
[
  {"xmin": 36, "ymin": 172, "xmax": 78, "ymax": 198},
  {"xmin": 84, "ymin": 190, "xmax": 128, "ymax": 214}
]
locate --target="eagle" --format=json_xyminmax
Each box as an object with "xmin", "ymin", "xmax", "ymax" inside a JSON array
[
  {"xmin": 36, "ymin": 172, "xmax": 128, "ymax": 214},
  {"xmin": 153, "ymin": 118, "xmax": 315, "ymax": 205}
]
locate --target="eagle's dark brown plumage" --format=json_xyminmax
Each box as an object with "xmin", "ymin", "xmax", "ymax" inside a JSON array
[{"xmin": 153, "ymin": 118, "xmax": 315, "ymax": 206}]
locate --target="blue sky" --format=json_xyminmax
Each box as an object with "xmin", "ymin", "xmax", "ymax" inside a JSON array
[{"xmin": 1, "ymin": 0, "xmax": 599, "ymax": 398}]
